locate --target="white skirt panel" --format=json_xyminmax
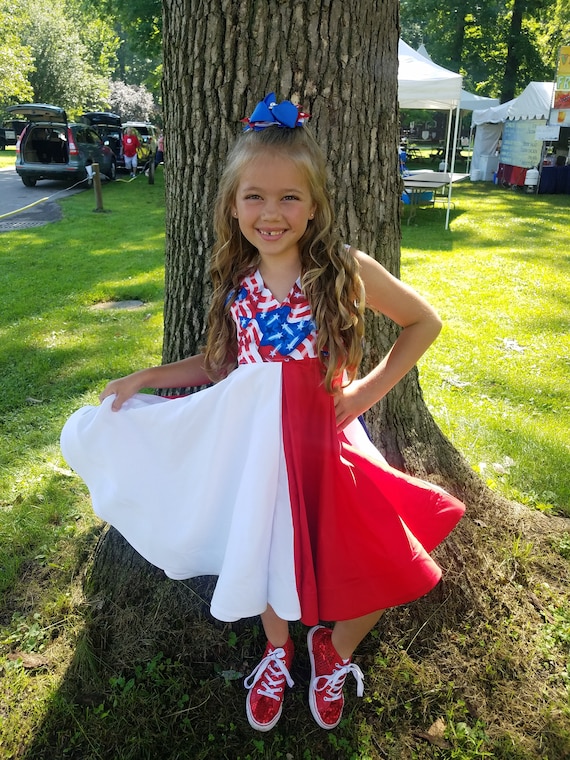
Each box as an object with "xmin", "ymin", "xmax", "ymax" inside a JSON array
[{"xmin": 60, "ymin": 363, "xmax": 301, "ymax": 622}]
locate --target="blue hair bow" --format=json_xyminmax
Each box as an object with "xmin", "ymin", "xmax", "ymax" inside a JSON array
[{"xmin": 241, "ymin": 92, "xmax": 310, "ymax": 131}]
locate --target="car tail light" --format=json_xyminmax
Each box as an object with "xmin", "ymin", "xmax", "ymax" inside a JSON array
[{"xmin": 68, "ymin": 128, "xmax": 79, "ymax": 156}]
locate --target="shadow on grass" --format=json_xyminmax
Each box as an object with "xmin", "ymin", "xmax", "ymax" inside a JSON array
[
  {"xmin": 16, "ymin": 528, "xmax": 470, "ymax": 760},
  {"xmin": 7, "ymin": 496, "xmax": 570, "ymax": 760}
]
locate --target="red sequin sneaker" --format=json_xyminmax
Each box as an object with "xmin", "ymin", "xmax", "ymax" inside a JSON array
[
  {"xmin": 244, "ymin": 638, "xmax": 294, "ymax": 731},
  {"xmin": 308, "ymin": 625, "xmax": 364, "ymax": 729}
]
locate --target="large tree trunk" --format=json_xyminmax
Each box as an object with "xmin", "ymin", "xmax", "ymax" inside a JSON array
[
  {"xmin": 89, "ymin": 0, "xmax": 477, "ymax": 648},
  {"xmin": 160, "ymin": 0, "xmax": 402, "ymax": 362}
]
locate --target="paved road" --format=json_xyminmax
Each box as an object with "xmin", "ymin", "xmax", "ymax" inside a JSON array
[{"xmin": 0, "ymin": 167, "xmax": 87, "ymax": 231}]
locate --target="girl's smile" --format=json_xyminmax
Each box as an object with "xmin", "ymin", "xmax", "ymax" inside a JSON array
[{"xmin": 233, "ymin": 153, "xmax": 316, "ymax": 264}]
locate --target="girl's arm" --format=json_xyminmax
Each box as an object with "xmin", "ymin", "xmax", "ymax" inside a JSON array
[
  {"xmin": 334, "ymin": 248, "xmax": 442, "ymax": 430},
  {"xmin": 100, "ymin": 353, "xmax": 211, "ymax": 411}
]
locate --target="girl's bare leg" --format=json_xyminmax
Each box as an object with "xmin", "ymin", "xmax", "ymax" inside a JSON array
[
  {"xmin": 260, "ymin": 604, "xmax": 290, "ymax": 647},
  {"xmin": 331, "ymin": 610, "xmax": 385, "ymax": 660}
]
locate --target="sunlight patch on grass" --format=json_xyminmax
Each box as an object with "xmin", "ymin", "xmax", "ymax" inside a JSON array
[{"xmin": 403, "ymin": 184, "xmax": 570, "ymax": 515}]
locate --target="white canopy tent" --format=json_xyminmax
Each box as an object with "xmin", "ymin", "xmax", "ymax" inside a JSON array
[
  {"xmin": 398, "ymin": 41, "xmax": 500, "ymax": 227},
  {"xmin": 402, "ymin": 42, "xmax": 498, "ymax": 112},
  {"xmin": 398, "ymin": 39, "xmax": 462, "ymax": 110},
  {"xmin": 472, "ymin": 82, "xmax": 553, "ymax": 125},
  {"xmin": 460, "ymin": 90, "xmax": 500, "ymax": 112},
  {"xmin": 398, "ymin": 40, "xmax": 463, "ymax": 228},
  {"xmin": 470, "ymin": 82, "xmax": 554, "ymax": 179}
]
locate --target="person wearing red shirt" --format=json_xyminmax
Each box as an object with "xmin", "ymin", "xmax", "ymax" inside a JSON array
[{"xmin": 122, "ymin": 128, "xmax": 140, "ymax": 178}]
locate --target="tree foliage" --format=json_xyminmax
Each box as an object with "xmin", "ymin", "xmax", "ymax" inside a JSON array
[
  {"xmin": 109, "ymin": 80, "xmax": 159, "ymax": 120},
  {"xmin": 0, "ymin": 0, "xmax": 160, "ymax": 115},
  {"xmin": 85, "ymin": 0, "xmax": 163, "ymax": 94},
  {"xmin": 89, "ymin": 0, "xmax": 162, "ymax": 59},
  {"xmin": 20, "ymin": 0, "xmax": 112, "ymax": 113},
  {"xmin": 400, "ymin": 0, "xmax": 568, "ymax": 100},
  {"xmin": 0, "ymin": 0, "xmax": 34, "ymax": 107}
]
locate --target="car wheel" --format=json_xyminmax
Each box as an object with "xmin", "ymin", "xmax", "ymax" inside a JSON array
[
  {"xmin": 0, "ymin": 139, "xmax": 6, "ymax": 151},
  {"xmin": 109, "ymin": 160, "xmax": 117, "ymax": 181},
  {"xmin": 21, "ymin": 176, "xmax": 37, "ymax": 187}
]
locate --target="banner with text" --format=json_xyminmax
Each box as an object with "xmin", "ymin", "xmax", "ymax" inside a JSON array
[
  {"xmin": 549, "ymin": 45, "xmax": 570, "ymax": 127},
  {"xmin": 500, "ymin": 120, "xmax": 546, "ymax": 168}
]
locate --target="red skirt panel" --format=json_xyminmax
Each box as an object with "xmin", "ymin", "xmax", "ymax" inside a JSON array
[{"xmin": 281, "ymin": 359, "xmax": 465, "ymax": 626}]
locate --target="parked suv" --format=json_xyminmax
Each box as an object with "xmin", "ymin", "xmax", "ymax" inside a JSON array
[
  {"xmin": 80, "ymin": 111, "xmax": 125, "ymax": 169},
  {"xmin": 8, "ymin": 103, "xmax": 116, "ymax": 187},
  {"xmin": 122, "ymin": 121, "xmax": 159, "ymax": 163},
  {"xmin": 0, "ymin": 119, "xmax": 27, "ymax": 150}
]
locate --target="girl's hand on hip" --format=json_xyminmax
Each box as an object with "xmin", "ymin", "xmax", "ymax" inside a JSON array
[{"xmin": 334, "ymin": 380, "xmax": 376, "ymax": 432}]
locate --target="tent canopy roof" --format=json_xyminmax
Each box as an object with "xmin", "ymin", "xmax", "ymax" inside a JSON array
[
  {"xmin": 459, "ymin": 89, "xmax": 499, "ymax": 111},
  {"xmin": 472, "ymin": 82, "xmax": 554, "ymax": 125},
  {"xmin": 398, "ymin": 39, "xmax": 462, "ymax": 110}
]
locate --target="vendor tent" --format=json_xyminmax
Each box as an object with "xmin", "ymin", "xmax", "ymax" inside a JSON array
[
  {"xmin": 460, "ymin": 90, "xmax": 500, "ymax": 112},
  {"xmin": 470, "ymin": 82, "xmax": 554, "ymax": 179},
  {"xmin": 400, "ymin": 41, "xmax": 498, "ymax": 112},
  {"xmin": 398, "ymin": 39, "xmax": 462, "ymax": 110},
  {"xmin": 471, "ymin": 82, "xmax": 553, "ymax": 126},
  {"xmin": 398, "ymin": 40, "xmax": 463, "ymax": 228},
  {"xmin": 398, "ymin": 42, "xmax": 501, "ymax": 226}
]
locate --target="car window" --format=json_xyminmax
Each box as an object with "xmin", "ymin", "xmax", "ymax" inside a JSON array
[
  {"xmin": 74, "ymin": 128, "xmax": 87, "ymax": 144},
  {"xmin": 87, "ymin": 129, "xmax": 102, "ymax": 145}
]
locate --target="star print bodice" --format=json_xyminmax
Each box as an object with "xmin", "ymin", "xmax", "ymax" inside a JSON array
[{"xmin": 230, "ymin": 270, "xmax": 319, "ymax": 363}]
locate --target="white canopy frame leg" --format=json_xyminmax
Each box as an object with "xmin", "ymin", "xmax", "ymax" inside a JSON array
[
  {"xmin": 443, "ymin": 108, "xmax": 453, "ymax": 171},
  {"xmin": 466, "ymin": 125, "xmax": 474, "ymax": 173},
  {"xmin": 445, "ymin": 103, "xmax": 461, "ymax": 230}
]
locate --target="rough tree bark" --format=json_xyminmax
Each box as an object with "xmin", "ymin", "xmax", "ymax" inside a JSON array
[{"xmin": 88, "ymin": 0, "xmax": 479, "ymax": 635}]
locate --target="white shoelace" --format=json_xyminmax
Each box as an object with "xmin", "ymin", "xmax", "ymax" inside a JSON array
[
  {"xmin": 244, "ymin": 648, "xmax": 295, "ymax": 701},
  {"xmin": 313, "ymin": 661, "xmax": 365, "ymax": 702}
]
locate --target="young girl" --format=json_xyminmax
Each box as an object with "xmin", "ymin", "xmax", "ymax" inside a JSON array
[{"xmin": 61, "ymin": 94, "xmax": 465, "ymax": 733}]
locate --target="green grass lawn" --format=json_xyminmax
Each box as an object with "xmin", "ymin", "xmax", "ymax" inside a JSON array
[
  {"xmin": 1, "ymin": 173, "xmax": 569, "ymax": 758},
  {"xmin": 402, "ymin": 183, "xmax": 570, "ymax": 515},
  {"xmin": 0, "ymin": 146, "xmax": 17, "ymax": 169}
]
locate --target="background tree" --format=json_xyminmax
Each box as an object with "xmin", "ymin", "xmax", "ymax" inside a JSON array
[
  {"xmin": 91, "ymin": 0, "xmax": 162, "ymax": 60},
  {"xmin": 541, "ymin": 0, "xmax": 570, "ymax": 70},
  {"xmin": 20, "ymin": 0, "xmax": 118, "ymax": 114},
  {"xmin": 0, "ymin": 0, "xmax": 161, "ymax": 115},
  {"xmin": 109, "ymin": 80, "xmax": 159, "ymax": 120},
  {"xmin": 91, "ymin": 0, "xmax": 477, "ymax": 625},
  {"xmin": 0, "ymin": 0, "xmax": 34, "ymax": 109},
  {"xmin": 500, "ymin": 0, "xmax": 551, "ymax": 101},
  {"xmin": 86, "ymin": 0, "xmax": 163, "ymax": 101},
  {"xmin": 400, "ymin": 0, "xmax": 562, "ymax": 100}
]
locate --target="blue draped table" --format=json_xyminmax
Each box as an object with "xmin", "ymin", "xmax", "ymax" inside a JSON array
[{"xmin": 538, "ymin": 165, "xmax": 570, "ymax": 194}]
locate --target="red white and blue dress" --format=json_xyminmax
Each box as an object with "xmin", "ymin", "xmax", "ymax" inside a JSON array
[{"xmin": 60, "ymin": 269, "xmax": 465, "ymax": 625}]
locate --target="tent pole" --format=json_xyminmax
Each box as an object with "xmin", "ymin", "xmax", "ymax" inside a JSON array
[
  {"xmin": 466, "ymin": 125, "xmax": 473, "ymax": 173},
  {"xmin": 445, "ymin": 103, "xmax": 461, "ymax": 230},
  {"xmin": 443, "ymin": 108, "xmax": 453, "ymax": 170}
]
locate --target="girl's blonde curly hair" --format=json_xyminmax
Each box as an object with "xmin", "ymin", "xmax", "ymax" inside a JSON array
[{"xmin": 203, "ymin": 125, "xmax": 365, "ymax": 394}]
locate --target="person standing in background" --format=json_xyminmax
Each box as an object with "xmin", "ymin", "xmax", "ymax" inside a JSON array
[
  {"xmin": 122, "ymin": 128, "xmax": 140, "ymax": 178},
  {"xmin": 155, "ymin": 131, "xmax": 164, "ymax": 167}
]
